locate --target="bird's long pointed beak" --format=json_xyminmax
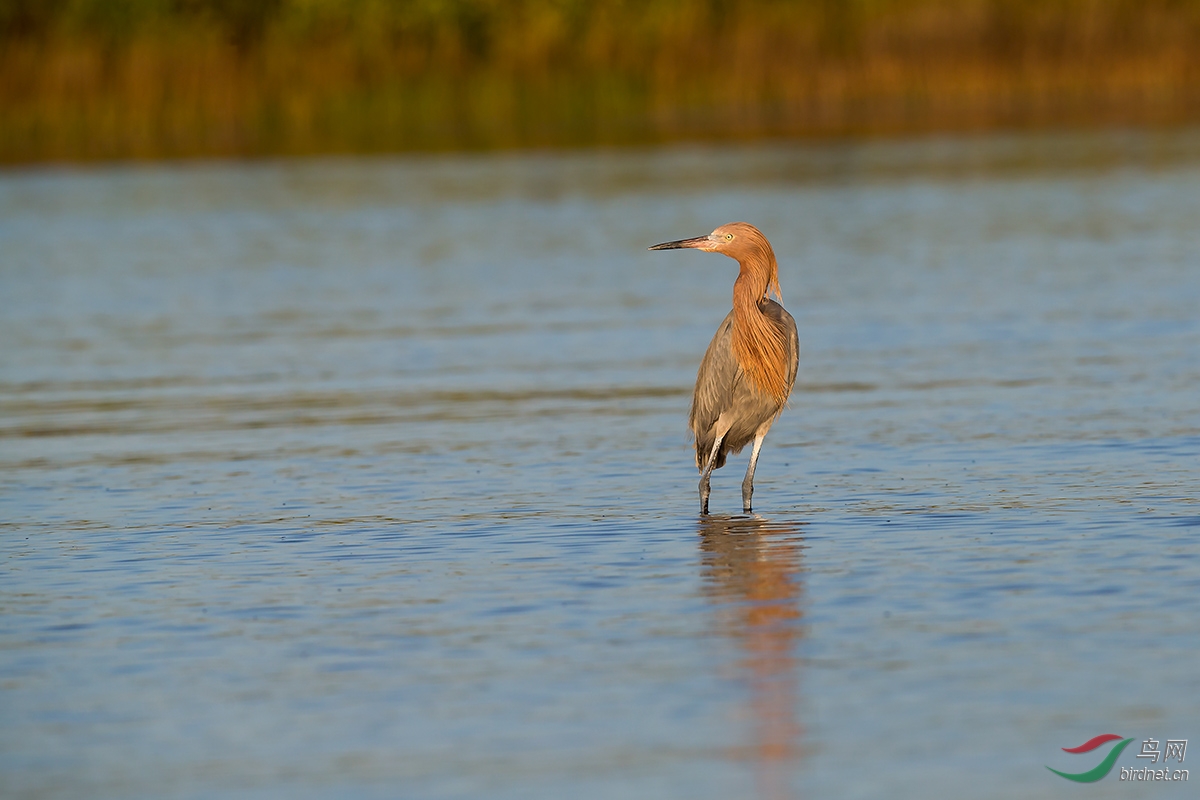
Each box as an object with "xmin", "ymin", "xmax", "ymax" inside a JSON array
[{"xmin": 648, "ymin": 235, "xmax": 711, "ymax": 251}]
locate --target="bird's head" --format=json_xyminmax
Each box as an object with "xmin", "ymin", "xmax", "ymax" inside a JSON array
[{"xmin": 648, "ymin": 222, "xmax": 773, "ymax": 264}]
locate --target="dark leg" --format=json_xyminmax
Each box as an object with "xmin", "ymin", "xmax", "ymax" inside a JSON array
[{"xmin": 698, "ymin": 435, "xmax": 725, "ymax": 515}]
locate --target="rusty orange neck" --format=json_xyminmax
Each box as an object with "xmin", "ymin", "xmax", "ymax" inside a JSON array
[{"xmin": 731, "ymin": 252, "xmax": 789, "ymax": 403}]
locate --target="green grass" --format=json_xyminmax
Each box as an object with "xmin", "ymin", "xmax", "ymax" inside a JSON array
[{"xmin": 3, "ymin": 0, "xmax": 1200, "ymax": 162}]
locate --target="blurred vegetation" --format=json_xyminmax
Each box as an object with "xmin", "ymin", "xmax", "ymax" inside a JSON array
[{"xmin": 2, "ymin": 0, "xmax": 1200, "ymax": 161}]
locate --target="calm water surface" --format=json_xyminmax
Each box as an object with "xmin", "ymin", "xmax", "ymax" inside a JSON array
[{"xmin": 2, "ymin": 131, "xmax": 1199, "ymax": 799}]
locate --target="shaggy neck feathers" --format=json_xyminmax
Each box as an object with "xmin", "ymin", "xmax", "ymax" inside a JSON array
[{"xmin": 730, "ymin": 245, "xmax": 789, "ymax": 404}]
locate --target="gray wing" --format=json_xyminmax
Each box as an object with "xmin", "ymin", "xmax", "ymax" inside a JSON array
[
  {"xmin": 688, "ymin": 302, "xmax": 799, "ymax": 471},
  {"xmin": 688, "ymin": 310, "xmax": 741, "ymax": 469}
]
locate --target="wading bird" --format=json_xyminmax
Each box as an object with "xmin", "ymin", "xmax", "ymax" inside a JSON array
[{"xmin": 649, "ymin": 223, "xmax": 799, "ymax": 514}]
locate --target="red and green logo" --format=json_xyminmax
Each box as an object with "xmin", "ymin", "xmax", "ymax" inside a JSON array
[{"xmin": 1047, "ymin": 734, "xmax": 1135, "ymax": 782}]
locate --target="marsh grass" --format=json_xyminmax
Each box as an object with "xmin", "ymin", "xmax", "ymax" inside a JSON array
[{"xmin": 3, "ymin": 0, "xmax": 1200, "ymax": 162}]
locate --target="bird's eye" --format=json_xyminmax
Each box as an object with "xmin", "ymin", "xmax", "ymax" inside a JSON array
[{"xmin": 725, "ymin": 233, "xmax": 734, "ymax": 240}]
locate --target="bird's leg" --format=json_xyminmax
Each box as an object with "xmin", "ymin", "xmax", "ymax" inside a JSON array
[
  {"xmin": 741, "ymin": 429, "xmax": 769, "ymax": 513},
  {"xmin": 698, "ymin": 435, "xmax": 725, "ymax": 516}
]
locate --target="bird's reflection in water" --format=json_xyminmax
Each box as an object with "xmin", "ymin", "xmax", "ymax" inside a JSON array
[{"xmin": 698, "ymin": 514, "xmax": 807, "ymax": 800}]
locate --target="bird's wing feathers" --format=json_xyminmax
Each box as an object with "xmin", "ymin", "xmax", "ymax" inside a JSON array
[
  {"xmin": 689, "ymin": 303, "xmax": 799, "ymax": 471},
  {"xmin": 689, "ymin": 311, "xmax": 740, "ymax": 466}
]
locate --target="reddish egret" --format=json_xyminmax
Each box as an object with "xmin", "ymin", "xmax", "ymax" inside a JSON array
[{"xmin": 650, "ymin": 222, "xmax": 799, "ymax": 514}]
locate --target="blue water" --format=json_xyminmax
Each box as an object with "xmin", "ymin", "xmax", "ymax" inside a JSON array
[{"xmin": 2, "ymin": 130, "xmax": 1199, "ymax": 798}]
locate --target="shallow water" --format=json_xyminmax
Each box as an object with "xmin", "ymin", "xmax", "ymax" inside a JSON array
[{"xmin": 2, "ymin": 131, "xmax": 1199, "ymax": 799}]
